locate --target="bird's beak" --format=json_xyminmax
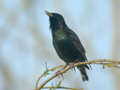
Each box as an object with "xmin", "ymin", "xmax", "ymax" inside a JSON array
[{"xmin": 45, "ymin": 11, "xmax": 53, "ymax": 17}]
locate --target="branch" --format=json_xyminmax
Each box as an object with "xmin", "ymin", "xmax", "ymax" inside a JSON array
[
  {"xmin": 42, "ymin": 86, "xmax": 79, "ymax": 90},
  {"xmin": 35, "ymin": 59, "xmax": 120, "ymax": 90}
]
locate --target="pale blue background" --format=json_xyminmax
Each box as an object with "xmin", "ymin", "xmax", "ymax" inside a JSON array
[{"xmin": 0, "ymin": 0, "xmax": 118, "ymax": 90}]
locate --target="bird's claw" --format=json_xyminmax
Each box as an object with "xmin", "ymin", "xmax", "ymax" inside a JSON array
[
  {"xmin": 69, "ymin": 63, "xmax": 76, "ymax": 71},
  {"xmin": 69, "ymin": 63, "xmax": 75, "ymax": 68}
]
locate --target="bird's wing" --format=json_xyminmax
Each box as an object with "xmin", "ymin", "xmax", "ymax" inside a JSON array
[{"xmin": 68, "ymin": 29, "xmax": 87, "ymax": 61}]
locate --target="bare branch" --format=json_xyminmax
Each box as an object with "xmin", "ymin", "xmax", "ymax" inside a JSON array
[{"xmin": 35, "ymin": 59, "xmax": 120, "ymax": 90}]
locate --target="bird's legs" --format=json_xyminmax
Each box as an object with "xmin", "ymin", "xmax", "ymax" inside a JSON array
[
  {"xmin": 69, "ymin": 63, "xmax": 75, "ymax": 68},
  {"xmin": 69, "ymin": 62, "xmax": 76, "ymax": 71}
]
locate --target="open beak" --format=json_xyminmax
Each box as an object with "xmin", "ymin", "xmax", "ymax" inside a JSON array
[{"xmin": 45, "ymin": 11, "xmax": 53, "ymax": 17}]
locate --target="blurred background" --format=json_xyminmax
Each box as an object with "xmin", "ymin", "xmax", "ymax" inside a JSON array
[{"xmin": 0, "ymin": 0, "xmax": 120, "ymax": 90}]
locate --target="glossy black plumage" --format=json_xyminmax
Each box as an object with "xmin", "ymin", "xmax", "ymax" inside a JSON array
[{"xmin": 46, "ymin": 11, "xmax": 89, "ymax": 81}]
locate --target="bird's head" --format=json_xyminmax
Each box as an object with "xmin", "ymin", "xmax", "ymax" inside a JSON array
[{"xmin": 45, "ymin": 11, "xmax": 66, "ymax": 31}]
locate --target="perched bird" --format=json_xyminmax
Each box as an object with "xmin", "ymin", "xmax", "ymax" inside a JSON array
[{"xmin": 45, "ymin": 11, "xmax": 89, "ymax": 81}]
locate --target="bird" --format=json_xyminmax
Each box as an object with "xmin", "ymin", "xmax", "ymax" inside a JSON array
[{"xmin": 45, "ymin": 11, "xmax": 89, "ymax": 81}]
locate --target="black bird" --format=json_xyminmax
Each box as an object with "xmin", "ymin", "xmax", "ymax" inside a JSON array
[{"xmin": 45, "ymin": 11, "xmax": 89, "ymax": 81}]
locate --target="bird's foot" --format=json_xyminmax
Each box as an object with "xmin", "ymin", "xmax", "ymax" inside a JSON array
[
  {"xmin": 69, "ymin": 63, "xmax": 76, "ymax": 71},
  {"xmin": 69, "ymin": 63, "xmax": 75, "ymax": 68}
]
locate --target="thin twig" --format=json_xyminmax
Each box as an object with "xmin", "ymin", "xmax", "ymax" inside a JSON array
[
  {"xmin": 36, "ymin": 59, "xmax": 120, "ymax": 90},
  {"xmin": 35, "ymin": 65, "xmax": 65, "ymax": 89},
  {"xmin": 42, "ymin": 86, "xmax": 80, "ymax": 90}
]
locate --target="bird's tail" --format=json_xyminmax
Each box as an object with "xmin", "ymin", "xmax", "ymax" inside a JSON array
[{"xmin": 77, "ymin": 65, "xmax": 89, "ymax": 81}]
